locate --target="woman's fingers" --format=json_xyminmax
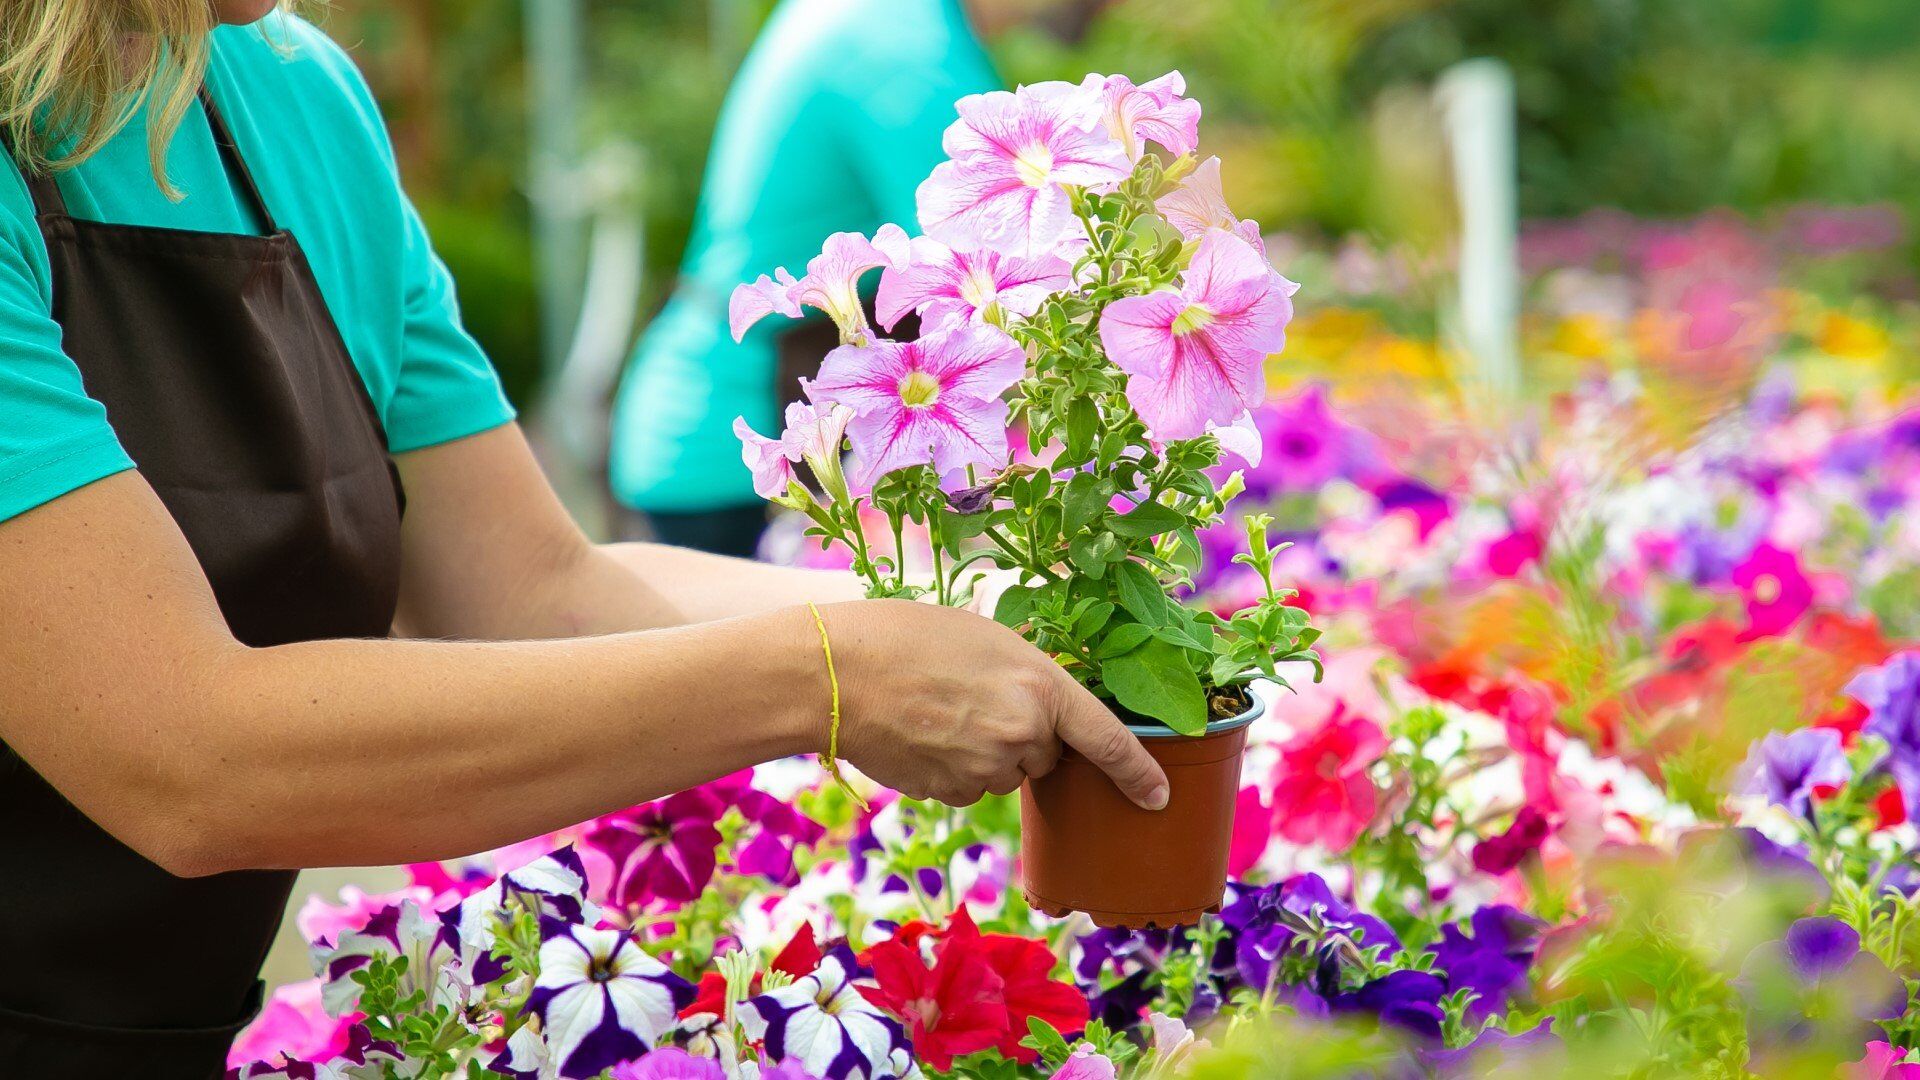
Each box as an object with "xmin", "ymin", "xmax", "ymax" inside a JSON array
[{"xmin": 1050, "ymin": 683, "xmax": 1169, "ymax": 811}]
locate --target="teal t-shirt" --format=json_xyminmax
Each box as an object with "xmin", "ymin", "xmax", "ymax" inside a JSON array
[
  {"xmin": 0, "ymin": 13, "xmax": 514, "ymax": 525},
  {"xmin": 609, "ymin": 0, "xmax": 998, "ymax": 514}
]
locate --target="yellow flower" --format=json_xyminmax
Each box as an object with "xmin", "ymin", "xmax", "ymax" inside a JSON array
[
  {"xmin": 1815, "ymin": 311, "xmax": 1889, "ymax": 362},
  {"xmin": 1550, "ymin": 314, "xmax": 1615, "ymax": 361}
]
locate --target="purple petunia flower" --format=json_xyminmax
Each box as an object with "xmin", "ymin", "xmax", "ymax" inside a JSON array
[
  {"xmin": 1740, "ymin": 916, "xmax": 1905, "ymax": 1044},
  {"xmin": 524, "ymin": 919, "xmax": 696, "ymax": 1080},
  {"xmin": 611, "ymin": 1047, "xmax": 724, "ymax": 1080},
  {"xmin": 738, "ymin": 946, "xmax": 912, "ymax": 1080},
  {"xmin": 1429, "ymin": 906, "xmax": 1544, "ymax": 1021},
  {"xmin": 1326, "ymin": 969, "xmax": 1447, "ymax": 1041},
  {"xmin": 1217, "ymin": 874, "xmax": 1399, "ymax": 993},
  {"xmin": 1419, "ymin": 1018, "xmax": 1560, "ymax": 1077},
  {"xmin": 1736, "ymin": 728, "xmax": 1851, "ymax": 817},
  {"xmin": 1849, "ymin": 652, "xmax": 1920, "ymax": 811}
]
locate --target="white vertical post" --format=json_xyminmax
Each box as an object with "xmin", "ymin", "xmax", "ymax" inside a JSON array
[
  {"xmin": 525, "ymin": 0, "xmax": 588, "ymax": 381},
  {"xmin": 1434, "ymin": 59, "xmax": 1521, "ymax": 398}
]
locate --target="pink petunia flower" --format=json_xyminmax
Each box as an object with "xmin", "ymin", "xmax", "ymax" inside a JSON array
[
  {"xmin": 1270, "ymin": 704, "xmax": 1387, "ymax": 851},
  {"xmin": 584, "ymin": 789, "xmax": 728, "ymax": 908},
  {"xmin": 729, "ymin": 225, "xmax": 911, "ymax": 344},
  {"xmin": 1732, "ymin": 541, "xmax": 1813, "ymax": 641},
  {"xmin": 1099, "ymin": 228, "xmax": 1297, "ymax": 441},
  {"xmin": 876, "ymin": 235, "xmax": 1073, "ymax": 333},
  {"xmin": 1082, "ymin": 71, "xmax": 1201, "ymax": 162},
  {"xmin": 227, "ymin": 979, "xmax": 356, "ymax": 1069},
  {"xmin": 1155, "ymin": 156, "xmax": 1265, "ymax": 252},
  {"xmin": 734, "ymin": 399, "xmax": 857, "ymax": 502},
  {"xmin": 1227, "ymin": 784, "xmax": 1276, "ymax": 877},
  {"xmin": 809, "ymin": 324, "xmax": 1026, "ymax": 487},
  {"xmin": 1854, "ymin": 1042, "xmax": 1920, "ymax": 1078},
  {"xmin": 917, "ymin": 82, "xmax": 1131, "ymax": 257}
]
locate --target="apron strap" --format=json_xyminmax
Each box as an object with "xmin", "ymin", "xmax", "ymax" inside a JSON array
[
  {"xmin": 0, "ymin": 125, "xmax": 73, "ymax": 219},
  {"xmin": 198, "ymin": 86, "xmax": 279, "ymax": 235}
]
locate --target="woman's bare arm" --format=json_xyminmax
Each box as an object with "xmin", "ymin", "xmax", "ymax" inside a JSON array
[
  {"xmin": 0, "ymin": 472, "xmax": 1166, "ymax": 878},
  {"xmin": 390, "ymin": 424, "xmax": 863, "ymax": 641}
]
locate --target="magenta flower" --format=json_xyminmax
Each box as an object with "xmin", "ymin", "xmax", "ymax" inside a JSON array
[
  {"xmin": 1731, "ymin": 542, "xmax": 1813, "ymax": 640},
  {"xmin": 730, "ymin": 225, "xmax": 911, "ymax": 344},
  {"xmin": 918, "ymin": 82, "xmax": 1130, "ymax": 257},
  {"xmin": 1099, "ymin": 228, "xmax": 1297, "ymax": 441},
  {"xmin": 809, "ymin": 324, "xmax": 1026, "ymax": 487},
  {"xmin": 585, "ymin": 790, "xmax": 727, "ymax": 908},
  {"xmin": 876, "ymin": 235, "xmax": 1073, "ymax": 333},
  {"xmin": 1082, "ymin": 71, "xmax": 1201, "ymax": 162}
]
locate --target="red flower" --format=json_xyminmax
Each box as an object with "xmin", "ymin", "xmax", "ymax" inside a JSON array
[
  {"xmin": 861, "ymin": 908, "xmax": 1089, "ymax": 1069},
  {"xmin": 1877, "ymin": 787, "xmax": 1908, "ymax": 830},
  {"xmin": 1270, "ymin": 704, "xmax": 1387, "ymax": 851},
  {"xmin": 949, "ymin": 909, "xmax": 1090, "ymax": 1061},
  {"xmin": 863, "ymin": 924, "xmax": 1007, "ymax": 1070}
]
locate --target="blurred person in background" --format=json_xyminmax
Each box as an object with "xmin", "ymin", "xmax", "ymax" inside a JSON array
[{"xmin": 610, "ymin": 0, "xmax": 1109, "ymax": 557}]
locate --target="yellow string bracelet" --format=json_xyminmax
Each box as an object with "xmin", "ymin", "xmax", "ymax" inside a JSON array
[{"xmin": 805, "ymin": 602, "xmax": 869, "ymax": 812}]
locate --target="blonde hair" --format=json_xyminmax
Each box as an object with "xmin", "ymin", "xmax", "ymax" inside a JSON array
[{"xmin": 0, "ymin": 1, "xmax": 297, "ymax": 198}]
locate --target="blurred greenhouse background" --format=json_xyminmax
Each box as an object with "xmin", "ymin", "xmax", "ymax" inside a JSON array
[{"xmin": 319, "ymin": 0, "xmax": 1920, "ymax": 434}]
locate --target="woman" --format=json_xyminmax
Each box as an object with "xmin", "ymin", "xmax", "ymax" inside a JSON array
[{"xmin": 0, "ymin": 4, "xmax": 1166, "ymax": 1077}]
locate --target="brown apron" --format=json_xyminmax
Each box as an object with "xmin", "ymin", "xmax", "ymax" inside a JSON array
[{"xmin": 0, "ymin": 88, "xmax": 404, "ymax": 1078}]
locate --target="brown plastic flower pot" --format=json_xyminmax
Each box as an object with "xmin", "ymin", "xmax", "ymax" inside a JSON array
[{"xmin": 1020, "ymin": 693, "xmax": 1264, "ymax": 929}]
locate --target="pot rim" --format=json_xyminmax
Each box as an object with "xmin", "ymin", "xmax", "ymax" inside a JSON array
[{"xmin": 1123, "ymin": 687, "xmax": 1266, "ymax": 739}]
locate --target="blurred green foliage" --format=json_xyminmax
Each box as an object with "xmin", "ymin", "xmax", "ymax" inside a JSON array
[{"xmin": 319, "ymin": 0, "xmax": 1920, "ymax": 406}]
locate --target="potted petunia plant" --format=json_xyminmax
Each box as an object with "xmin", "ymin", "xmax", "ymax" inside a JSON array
[{"xmin": 733, "ymin": 72, "xmax": 1320, "ymax": 928}]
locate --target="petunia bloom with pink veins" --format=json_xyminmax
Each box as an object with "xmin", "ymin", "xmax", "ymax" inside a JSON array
[
  {"xmin": 1081, "ymin": 71, "xmax": 1201, "ymax": 162},
  {"xmin": 876, "ymin": 235, "xmax": 1074, "ymax": 333},
  {"xmin": 1156, "ymin": 156, "xmax": 1266, "ymax": 253},
  {"xmin": 1099, "ymin": 228, "xmax": 1297, "ymax": 441},
  {"xmin": 917, "ymin": 82, "xmax": 1130, "ymax": 258},
  {"xmin": 734, "ymin": 399, "xmax": 857, "ymax": 502},
  {"xmin": 729, "ymin": 225, "xmax": 911, "ymax": 344},
  {"xmin": 809, "ymin": 324, "xmax": 1025, "ymax": 488}
]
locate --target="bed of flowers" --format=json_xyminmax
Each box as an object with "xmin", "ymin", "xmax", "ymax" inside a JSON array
[{"xmin": 230, "ymin": 72, "xmax": 1920, "ymax": 1080}]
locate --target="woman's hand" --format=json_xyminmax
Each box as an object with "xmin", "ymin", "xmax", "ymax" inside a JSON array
[{"xmin": 820, "ymin": 600, "xmax": 1170, "ymax": 810}]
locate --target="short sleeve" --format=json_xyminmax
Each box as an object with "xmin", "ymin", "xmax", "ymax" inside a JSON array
[
  {"xmin": 378, "ymin": 194, "xmax": 517, "ymax": 454},
  {"xmin": 0, "ymin": 187, "xmax": 134, "ymax": 524},
  {"xmin": 833, "ymin": 25, "xmax": 1000, "ymax": 225},
  {"xmin": 287, "ymin": 15, "xmax": 516, "ymax": 455}
]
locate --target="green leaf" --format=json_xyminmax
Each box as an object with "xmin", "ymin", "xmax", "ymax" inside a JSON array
[
  {"xmin": 1064, "ymin": 397, "xmax": 1099, "ymax": 462},
  {"xmin": 1111, "ymin": 560, "xmax": 1168, "ymax": 625},
  {"xmin": 1020, "ymin": 1017, "xmax": 1073, "ymax": 1070},
  {"xmin": 1102, "ymin": 638, "xmax": 1208, "ymax": 735},
  {"xmin": 994, "ymin": 585, "xmax": 1037, "ymax": 630},
  {"xmin": 1074, "ymin": 601, "xmax": 1115, "ymax": 638},
  {"xmin": 1096, "ymin": 622, "xmax": 1153, "ymax": 658},
  {"xmin": 1068, "ymin": 532, "xmax": 1118, "ymax": 578},
  {"xmin": 1110, "ymin": 500, "xmax": 1185, "ymax": 538},
  {"xmin": 1062, "ymin": 472, "xmax": 1108, "ymax": 535}
]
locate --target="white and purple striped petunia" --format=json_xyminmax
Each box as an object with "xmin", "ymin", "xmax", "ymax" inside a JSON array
[
  {"xmin": 443, "ymin": 846, "xmax": 603, "ymax": 992},
  {"xmin": 311, "ymin": 898, "xmax": 455, "ymax": 1017},
  {"xmin": 737, "ymin": 946, "xmax": 913, "ymax": 1080},
  {"xmin": 523, "ymin": 918, "xmax": 696, "ymax": 1080}
]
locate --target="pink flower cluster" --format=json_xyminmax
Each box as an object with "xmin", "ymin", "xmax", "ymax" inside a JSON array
[{"xmin": 734, "ymin": 71, "xmax": 1298, "ymax": 497}]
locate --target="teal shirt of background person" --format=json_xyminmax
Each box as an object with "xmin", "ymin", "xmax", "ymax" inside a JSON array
[
  {"xmin": 0, "ymin": 14, "xmax": 515, "ymax": 526},
  {"xmin": 609, "ymin": 0, "xmax": 999, "ymax": 516}
]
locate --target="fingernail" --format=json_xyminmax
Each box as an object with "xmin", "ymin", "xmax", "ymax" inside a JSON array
[{"xmin": 1143, "ymin": 785, "xmax": 1169, "ymax": 811}]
